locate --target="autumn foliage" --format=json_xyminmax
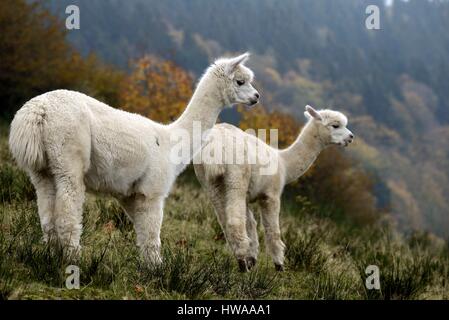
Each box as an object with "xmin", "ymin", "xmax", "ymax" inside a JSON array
[
  {"xmin": 0, "ymin": 0, "xmax": 124, "ymax": 119},
  {"xmin": 0, "ymin": 0, "xmax": 69, "ymax": 116},
  {"xmin": 0, "ymin": 0, "xmax": 380, "ymax": 226},
  {"xmin": 119, "ymin": 56, "xmax": 193, "ymax": 123},
  {"xmin": 238, "ymin": 104, "xmax": 300, "ymax": 148}
]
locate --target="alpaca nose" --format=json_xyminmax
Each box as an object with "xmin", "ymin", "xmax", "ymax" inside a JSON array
[
  {"xmin": 254, "ymin": 92, "xmax": 260, "ymax": 99},
  {"xmin": 349, "ymin": 133, "xmax": 354, "ymax": 139}
]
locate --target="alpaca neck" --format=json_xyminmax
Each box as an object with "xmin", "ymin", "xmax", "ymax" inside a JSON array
[
  {"xmin": 279, "ymin": 121, "xmax": 325, "ymax": 184},
  {"xmin": 168, "ymin": 73, "xmax": 224, "ymax": 170}
]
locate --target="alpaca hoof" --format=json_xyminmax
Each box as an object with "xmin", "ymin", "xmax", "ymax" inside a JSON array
[
  {"xmin": 275, "ymin": 264, "xmax": 284, "ymax": 272},
  {"xmin": 246, "ymin": 257, "xmax": 257, "ymax": 270},
  {"xmin": 238, "ymin": 259, "xmax": 248, "ymax": 272}
]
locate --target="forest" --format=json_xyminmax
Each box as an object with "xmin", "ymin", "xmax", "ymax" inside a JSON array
[
  {"xmin": 1, "ymin": 0, "xmax": 449, "ymax": 300},
  {"xmin": 34, "ymin": 0, "xmax": 449, "ymax": 239}
]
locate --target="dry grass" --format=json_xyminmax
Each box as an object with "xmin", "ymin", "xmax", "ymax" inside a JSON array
[{"xmin": 1, "ymin": 131, "xmax": 448, "ymax": 300}]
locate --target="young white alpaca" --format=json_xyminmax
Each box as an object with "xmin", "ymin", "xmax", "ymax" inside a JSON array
[
  {"xmin": 194, "ymin": 105, "xmax": 354, "ymax": 271},
  {"xmin": 9, "ymin": 53, "xmax": 259, "ymax": 264}
]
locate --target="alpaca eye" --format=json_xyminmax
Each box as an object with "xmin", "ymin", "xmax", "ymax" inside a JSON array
[
  {"xmin": 236, "ymin": 80, "xmax": 245, "ymax": 86},
  {"xmin": 332, "ymin": 124, "xmax": 340, "ymax": 129}
]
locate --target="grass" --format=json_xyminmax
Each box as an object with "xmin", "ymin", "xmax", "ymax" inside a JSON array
[{"xmin": 0, "ymin": 131, "xmax": 448, "ymax": 300}]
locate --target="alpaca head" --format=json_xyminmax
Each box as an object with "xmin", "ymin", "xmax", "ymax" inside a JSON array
[
  {"xmin": 304, "ymin": 105, "xmax": 354, "ymax": 147},
  {"xmin": 208, "ymin": 53, "xmax": 259, "ymax": 107}
]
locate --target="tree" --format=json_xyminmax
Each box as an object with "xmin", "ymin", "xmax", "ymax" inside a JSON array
[
  {"xmin": 238, "ymin": 104, "xmax": 300, "ymax": 148},
  {"xmin": 119, "ymin": 55, "xmax": 193, "ymax": 123},
  {"xmin": 0, "ymin": 0, "xmax": 124, "ymax": 120},
  {"xmin": 0, "ymin": 0, "xmax": 71, "ymax": 118}
]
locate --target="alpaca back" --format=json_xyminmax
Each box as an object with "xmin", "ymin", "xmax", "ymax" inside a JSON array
[
  {"xmin": 197, "ymin": 123, "xmax": 277, "ymax": 165},
  {"xmin": 194, "ymin": 123, "xmax": 282, "ymax": 196}
]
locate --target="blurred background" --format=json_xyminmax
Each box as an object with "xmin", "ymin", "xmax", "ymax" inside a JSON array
[{"xmin": 2, "ymin": 0, "xmax": 449, "ymax": 241}]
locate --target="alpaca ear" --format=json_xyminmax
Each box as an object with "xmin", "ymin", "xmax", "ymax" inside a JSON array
[
  {"xmin": 304, "ymin": 105, "xmax": 322, "ymax": 121},
  {"xmin": 225, "ymin": 52, "xmax": 250, "ymax": 76},
  {"xmin": 304, "ymin": 111, "xmax": 312, "ymax": 121}
]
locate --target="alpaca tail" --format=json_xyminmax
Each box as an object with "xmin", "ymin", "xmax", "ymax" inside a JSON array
[{"xmin": 9, "ymin": 101, "xmax": 47, "ymax": 171}]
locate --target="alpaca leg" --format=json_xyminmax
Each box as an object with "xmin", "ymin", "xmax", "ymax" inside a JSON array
[
  {"xmin": 246, "ymin": 208, "xmax": 259, "ymax": 269},
  {"xmin": 44, "ymin": 119, "xmax": 90, "ymax": 255},
  {"xmin": 209, "ymin": 189, "xmax": 255, "ymax": 271},
  {"xmin": 53, "ymin": 171, "xmax": 85, "ymax": 255},
  {"xmin": 29, "ymin": 171, "xmax": 56, "ymax": 243},
  {"xmin": 123, "ymin": 194, "xmax": 164, "ymax": 265},
  {"xmin": 260, "ymin": 196, "xmax": 285, "ymax": 270},
  {"xmin": 208, "ymin": 189, "xmax": 227, "ymax": 238},
  {"xmin": 225, "ymin": 189, "xmax": 251, "ymax": 271},
  {"xmin": 209, "ymin": 182, "xmax": 254, "ymax": 270}
]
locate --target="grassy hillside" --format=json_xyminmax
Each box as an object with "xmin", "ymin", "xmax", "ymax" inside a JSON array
[
  {"xmin": 1, "ymin": 128, "xmax": 448, "ymax": 300},
  {"xmin": 40, "ymin": 0, "xmax": 449, "ymax": 239}
]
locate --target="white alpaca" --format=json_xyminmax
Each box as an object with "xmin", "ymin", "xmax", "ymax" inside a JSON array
[
  {"xmin": 9, "ymin": 53, "xmax": 259, "ymax": 264},
  {"xmin": 194, "ymin": 105, "xmax": 354, "ymax": 271}
]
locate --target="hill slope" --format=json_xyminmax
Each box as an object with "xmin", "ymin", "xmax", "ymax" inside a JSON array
[
  {"xmin": 1, "ymin": 129, "xmax": 448, "ymax": 299},
  {"xmin": 44, "ymin": 0, "xmax": 449, "ymax": 238}
]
